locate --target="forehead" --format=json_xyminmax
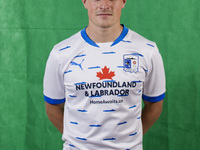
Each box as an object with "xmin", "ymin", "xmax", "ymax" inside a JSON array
[
  {"xmin": 86, "ymin": 0, "xmax": 123, "ymax": 3},
  {"xmin": 83, "ymin": 0, "xmax": 126, "ymax": 9}
]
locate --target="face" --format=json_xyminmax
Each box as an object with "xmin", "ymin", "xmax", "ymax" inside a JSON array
[{"xmin": 82, "ymin": 0, "xmax": 126, "ymax": 29}]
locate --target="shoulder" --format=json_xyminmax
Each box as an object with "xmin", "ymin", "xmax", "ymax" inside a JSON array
[
  {"xmin": 53, "ymin": 31, "xmax": 83, "ymax": 52},
  {"xmin": 125, "ymin": 28, "xmax": 162, "ymax": 66},
  {"xmin": 126, "ymin": 28, "xmax": 161, "ymax": 58},
  {"xmin": 49, "ymin": 30, "xmax": 87, "ymax": 61},
  {"xmin": 47, "ymin": 30, "xmax": 88, "ymax": 68},
  {"xmin": 126, "ymin": 29, "xmax": 157, "ymax": 49}
]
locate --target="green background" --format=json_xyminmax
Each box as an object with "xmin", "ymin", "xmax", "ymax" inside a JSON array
[{"xmin": 0, "ymin": 0, "xmax": 199, "ymax": 149}]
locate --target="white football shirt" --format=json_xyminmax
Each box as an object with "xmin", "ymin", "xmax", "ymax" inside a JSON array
[{"xmin": 43, "ymin": 25, "xmax": 166, "ymax": 150}]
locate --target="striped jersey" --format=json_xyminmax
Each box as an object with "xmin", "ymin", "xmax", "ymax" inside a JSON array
[{"xmin": 43, "ymin": 25, "xmax": 166, "ymax": 150}]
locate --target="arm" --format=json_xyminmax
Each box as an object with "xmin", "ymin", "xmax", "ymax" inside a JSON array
[
  {"xmin": 141, "ymin": 100, "xmax": 163, "ymax": 135},
  {"xmin": 45, "ymin": 102, "xmax": 65, "ymax": 134}
]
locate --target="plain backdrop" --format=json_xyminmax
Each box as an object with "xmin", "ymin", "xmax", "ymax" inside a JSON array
[{"xmin": 0, "ymin": 0, "xmax": 199, "ymax": 149}]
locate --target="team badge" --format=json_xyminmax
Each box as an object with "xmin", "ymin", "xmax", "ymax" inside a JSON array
[{"xmin": 123, "ymin": 54, "xmax": 139, "ymax": 73}]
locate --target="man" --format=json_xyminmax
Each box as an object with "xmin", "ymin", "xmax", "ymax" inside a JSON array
[{"xmin": 43, "ymin": 0, "xmax": 166, "ymax": 149}]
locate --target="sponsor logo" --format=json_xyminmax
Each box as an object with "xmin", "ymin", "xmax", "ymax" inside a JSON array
[
  {"xmin": 123, "ymin": 54, "xmax": 139, "ymax": 73},
  {"xmin": 96, "ymin": 66, "xmax": 115, "ymax": 80}
]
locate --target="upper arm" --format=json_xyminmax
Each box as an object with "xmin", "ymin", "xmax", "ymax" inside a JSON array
[
  {"xmin": 43, "ymin": 48, "xmax": 65, "ymax": 105},
  {"xmin": 45, "ymin": 102, "xmax": 65, "ymax": 110},
  {"xmin": 45, "ymin": 102, "xmax": 65, "ymax": 115},
  {"xmin": 142, "ymin": 44, "xmax": 166, "ymax": 103},
  {"xmin": 143, "ymin": 99, "xmax": 163, "ymax": 111},
  {"xmin": 142, "ymin": 99, "xmax": 164, "ymax": 120}
]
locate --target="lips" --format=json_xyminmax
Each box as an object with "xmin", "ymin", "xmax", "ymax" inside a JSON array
[
  {"xmin": 97, "ymin": 11, "xmax": 112, "ymax": 16},
  {"xmin": 97, "ymin": 13, "xmax": 112, "ymax": 16},
  {"xmin": 98, "ymin": 14, "xmax": 112, "ymax": 16}
]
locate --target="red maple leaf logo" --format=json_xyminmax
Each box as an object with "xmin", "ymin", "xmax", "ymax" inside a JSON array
[{"xmin": 96, "ymin": 66, "xmax": 115, "ymax": 80}]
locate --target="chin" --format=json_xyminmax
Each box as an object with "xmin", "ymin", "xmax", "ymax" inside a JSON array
[
  {"xmin": 99, "ymin": 25, "xmax": 112, "ymax": 28},
  {"xmin": 90, "ymin": 19, "xmax": 117, "ymax": 29},
  {"xmin": 97, "ymin": 22, "xmax": 114, "ymax": 28}
]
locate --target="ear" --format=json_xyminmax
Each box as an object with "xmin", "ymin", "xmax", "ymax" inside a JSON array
[
  {"xmin": 122, "ymin": 0, "xmax": 127, "ymax": 8},
  {"xmin": 82, "ymin": 0, "xmax": 88, "ymax": 9}
]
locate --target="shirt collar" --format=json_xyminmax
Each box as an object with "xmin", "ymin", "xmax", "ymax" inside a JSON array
[{"xmin": 81, "ymin": 24, "xmax": 129, "ymax": 48}]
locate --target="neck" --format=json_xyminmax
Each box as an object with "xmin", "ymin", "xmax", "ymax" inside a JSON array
[{"xmin": 86, "ymin": 24, "xmax": 123, "ymax": 43}]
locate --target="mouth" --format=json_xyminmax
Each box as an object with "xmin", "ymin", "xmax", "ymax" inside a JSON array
[
  {"xmin": 97, "ymin": 13, "xmax": 112, "ymax": 17},
  {"xmin": 97, "ymin": 14, "xmax": 112, "ymax": 18}
]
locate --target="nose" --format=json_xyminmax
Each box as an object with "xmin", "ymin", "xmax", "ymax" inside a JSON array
[{"xmin": 99, "ymin": 0, "xmax": 111, "ymax": 10}]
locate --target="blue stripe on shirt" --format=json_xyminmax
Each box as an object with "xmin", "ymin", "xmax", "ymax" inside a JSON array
[
  {"xmin": 44, "ymin": 95, "xmax": 65, "ymax": 104},
  {"xmin": 142, "ymin": 93, "xmax": 165, "ymax": 102}
]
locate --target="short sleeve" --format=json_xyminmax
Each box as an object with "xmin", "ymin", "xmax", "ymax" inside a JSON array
[
  {"xmin": 142, "ymin": 44, "xmax": 166, "ymax": 102},
  {"xmin": 43, "ymin": 48, "xmax": 65, "ymax": 104}
]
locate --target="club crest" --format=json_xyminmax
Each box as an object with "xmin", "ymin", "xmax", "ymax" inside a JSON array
[{"xmin": 123, "ymin": 54, "xmax": 139, "ymax": 73}]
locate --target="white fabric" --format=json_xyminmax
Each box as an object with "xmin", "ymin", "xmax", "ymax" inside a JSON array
[{"xmin": 43, "ymin": 26, "xmax": 166, "ymax": 150}]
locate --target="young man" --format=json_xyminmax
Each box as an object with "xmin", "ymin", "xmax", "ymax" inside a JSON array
[{"xmin": 43, "ymin": 0, "xmax": 166, "ymax": 149}]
